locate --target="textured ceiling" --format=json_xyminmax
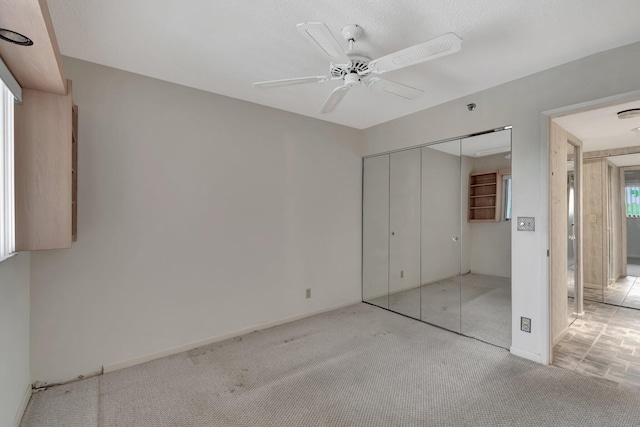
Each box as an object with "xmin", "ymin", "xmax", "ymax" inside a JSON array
[
  {"xmin": 47, "ymin": 0, "xmax": 640, "ymax": 129},
  {"xmin": 554, "ymin": 100, "xmax": 640, "ymax": 152}
]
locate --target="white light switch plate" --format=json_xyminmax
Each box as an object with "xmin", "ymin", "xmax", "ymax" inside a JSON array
[{"xmin": 517, "ymin": 217, "xmax": 535, "ymax": 231}]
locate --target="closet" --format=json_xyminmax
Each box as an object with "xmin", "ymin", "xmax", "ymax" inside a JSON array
[{"xmin": 362, "ymin": 129, "xmax": 512, "ymax": 348}]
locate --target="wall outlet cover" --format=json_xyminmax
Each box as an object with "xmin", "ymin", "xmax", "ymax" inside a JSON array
[
  {"xmin": 521, "ymin": 316, "xmax": 531, "ymax": 333},
  {"xmin": 517, "ymin": 217, "xmax": 535, "ymax": 231}
]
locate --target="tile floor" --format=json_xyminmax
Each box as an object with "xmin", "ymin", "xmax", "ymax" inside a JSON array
[
  {"xmin": 570, "ymin": 260, "xmax": 640, "ymax": 309},
  {"xmin": 553, "ymin": 300, "xmax": 640, "ymax": 392}
]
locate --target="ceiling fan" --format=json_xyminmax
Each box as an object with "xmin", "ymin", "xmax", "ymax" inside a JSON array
[{"xmin": 253, "ymin": 22, "xmax": 462, "ymax": 114}]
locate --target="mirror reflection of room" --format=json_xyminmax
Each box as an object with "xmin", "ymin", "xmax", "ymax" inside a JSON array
[
  {"xmin": 567, "ymin": 143, "xmax": 577, "ymax": 319},
  {"xmin": 579, "ymin": 155, "xmax": 640, "ymax": 308},
  {"xmin": 610, "ymin": 166, "xmax": 640, "ymax": 308},
  {"xmin": 362, "ymin": 128, "xmax": 512, "ymax": 349},
  {"xmin": 460, "ymin": 133, "xmax": 512, "ymax": 348},
  {"xmin": 554, "ymin": 101, "xmax": 640, "ymax": 310}
]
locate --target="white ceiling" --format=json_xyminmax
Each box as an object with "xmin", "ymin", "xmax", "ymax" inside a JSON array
[
  {"xmin": 609, "ymin": 153, "xmax": 640, "ymax": 167},
  {"xmin": 47, "ymin": 0, "xmax": 640, "ymax": 130},
  {"xmin": 554, "ymin": 100, "xmax": 640, "ymax": 152}
]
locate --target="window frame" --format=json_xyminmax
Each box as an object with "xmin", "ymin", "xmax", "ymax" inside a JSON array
[
  {"xmin": 626, "ymin": 184, "xmax": 640, "ymax": 218},
  {"xmin": 502, "ymin": 173, "xmax": 512, "ymax": 222},
  {"xmin": 0, "ymin": 80, "xmax": 16, "ymax": 262}
]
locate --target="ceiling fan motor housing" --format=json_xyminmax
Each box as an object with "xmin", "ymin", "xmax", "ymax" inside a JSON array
[{"xmin": 330, "ymin": 56, "xmax": 370, "ymax": 78}]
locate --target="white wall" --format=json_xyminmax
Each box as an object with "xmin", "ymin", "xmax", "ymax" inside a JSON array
[
  {"xmin": 362, "ymin": 41, "xmax": 640, "ymax": 362},
  {"xmin": 29, "ymin": 58, "xmax": 363, "ymax": 383},
  {"xmin": 0, "ymin": 253, "xmax": 30, "ymax": 427}
]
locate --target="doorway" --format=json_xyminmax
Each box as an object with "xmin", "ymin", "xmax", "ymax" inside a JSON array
[
  {"xmin": 548, "ymin": 96, "xmax": 640, "ymax": 390},
  {"xmin": 549, "ymin": 120, "xmax": 583, "ymax": 346}
]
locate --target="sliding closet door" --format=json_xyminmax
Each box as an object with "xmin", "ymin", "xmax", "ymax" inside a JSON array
[
  {"xmin": 389, "ymin": 148, "xmax": 421, "ymax": 319},
  {"xmin": 421, "ymin": 140, "xmax": 462, "ymax": 332},
  {"xmin": 363, "ymin": 155, "xmax": 390, "ymax": 308},
  {"xmin": 460, "ymin": 130, "xmax": 512, "ymax": 348}
]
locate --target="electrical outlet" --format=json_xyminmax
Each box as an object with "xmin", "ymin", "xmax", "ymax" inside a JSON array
[
  {"xmin": 305, "ymin": 288, "xmax": 311, "ymax": 299},
  {"xmin": 521, "ymin": 317, "xmax": 531, "ymax": 333}
]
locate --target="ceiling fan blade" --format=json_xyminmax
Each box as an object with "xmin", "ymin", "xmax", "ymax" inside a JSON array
[
  {"xmin": 368, "ymin": 32, "xmax": 462, "ymax": 74},
  {"xmin": 366, "ymin": 77, "xmax": 424, "ymax": 100},
  {"xmin": 296, "ymin": 22, "xmax": 350, "ymax": 63},
  {"xmin": 253, "ymin": 76, "xmax": 330, "ymax": 89},
  {"xmin": 320, "ymin": 85, "xmax": 351, "ymax": 114}
]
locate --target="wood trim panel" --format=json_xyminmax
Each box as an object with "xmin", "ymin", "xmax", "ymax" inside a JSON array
[
  {"xmin": 72, "ymin": 104, "xmax": 78, "ymax": 242},
  {"xmin": 0, "ymin": 0, "xmax": 67, "ymax": 94},
  {"xmin": 549, "ymin": 121, "xmax": 584, "ymax": 341},
  {"xmin": 549, "ymin": 120, "xmax": 569, "ymax": 343},
  {"xmin": 15, "ymin": 81, "xmax": 73, "ymax": 250},
  {"xmin": 584, "ymin": 145, "xmax": 640, "ymax": 160}
]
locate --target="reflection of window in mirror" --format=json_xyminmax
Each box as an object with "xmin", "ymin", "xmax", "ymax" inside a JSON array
[
  {"xmin": 503, "ymin": 174, "xmax": 512, "ymax": 221},
  {"xmin": 626, "ymin": 184, "xmax": 640, "ymax": 217}
]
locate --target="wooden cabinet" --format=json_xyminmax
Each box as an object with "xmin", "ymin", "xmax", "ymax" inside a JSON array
[
  {"xmin": 468, "ymin": 171, "xmax": 503, "ymax": 222},
  {"xmin": 14, "ymin": 80, "xmax": 76, "ymax": 250}
]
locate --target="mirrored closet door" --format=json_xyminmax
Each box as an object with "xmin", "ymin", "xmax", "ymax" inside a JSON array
[
  {"xmin": 388, "ymin": 149, "xmax": 422, "ymax": 319},
  {"xmin": 421, "ymin": 140, "xmax": 462, "ymax": 332},
  {"xmin": 363, "ymin": 155, "xmax": 389, "ymax": 309},
  {"xmin": 459, "ymin": 131, "xmax": 512, "ymax": 348},
  {"xmin": 362, "ymin": 128, "xmax": 512, "ymax": 349}
]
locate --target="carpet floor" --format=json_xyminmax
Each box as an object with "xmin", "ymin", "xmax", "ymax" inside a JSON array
[
  {"xmin": 21, "ymin": 303, "xmax": 640, "ymax": 427},
  {"xmin": 368, "ymin": 273, "xmax": 511, "ymax": 349}
]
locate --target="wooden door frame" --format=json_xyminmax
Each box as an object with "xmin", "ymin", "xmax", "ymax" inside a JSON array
[
  {"xmin": 549, "ymin": 120, "xmax": 584, "ymax": 349},
  {"xmin": 541, "ymin": 89, "xmax": 640, "ymax": 365}
]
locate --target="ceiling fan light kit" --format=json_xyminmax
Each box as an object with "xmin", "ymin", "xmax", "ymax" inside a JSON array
[{"xmin": 253, "ymin": 22, "xmax": 462, "ymax": 114}]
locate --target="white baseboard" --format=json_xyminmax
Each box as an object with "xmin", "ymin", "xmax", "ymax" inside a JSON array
[
  {"xmin": 510, "ymin": 346, "xmax": 543, "ymax": 364},
  {"xmin": 553, "ymin": 326, "xmax": 570, "ymax": 347},
  {"xmin": 104, "ymin": 299, "xmax": 361, "ymax": 374},
  {"xmin": 13, "ymin": 384, "xmax": 32, "ymax": 427}
]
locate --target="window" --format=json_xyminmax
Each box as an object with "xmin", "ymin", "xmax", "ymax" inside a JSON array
[
  {"xmin": 626, "ymin": 185, "xmax": 640, "ymax": 217},
  {"xmin": 0, "ymin": 79, "xmax": 16, "ymax": 260},
  {"xmin": 503, "ymin": 174, "xmax": 512, "ymax": 221}
]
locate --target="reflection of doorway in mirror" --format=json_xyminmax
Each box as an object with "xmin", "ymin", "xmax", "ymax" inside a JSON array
[
  {"xmin": 621, "ymin": 168, "xmax": 640, "ymax": 308},
  {"xmin": 567, "ymin": 143, "xmax": 576, "ymax": 322},
  {"xmin": 601, "ymin": 163, "xmax": 640, "ymax": 307}
]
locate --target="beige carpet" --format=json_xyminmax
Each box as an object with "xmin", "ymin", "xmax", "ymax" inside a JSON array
[
  {"xmin": 368, "ymin": 273, "xmax": 511, "ymax": 348},
  {"xmin": 21, "ymin": 303, "xmax": 640, "ymax": 427}
]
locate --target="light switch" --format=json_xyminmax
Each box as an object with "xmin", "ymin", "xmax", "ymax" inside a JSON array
[{"xmin": 517, "ymin": 217, "xmax": 535, "ymax": 231}]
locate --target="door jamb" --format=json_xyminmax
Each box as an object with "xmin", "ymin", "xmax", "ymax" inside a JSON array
[{"xmin": 541, "ymin": 89, "xmax": 640, "ymax": 365}]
